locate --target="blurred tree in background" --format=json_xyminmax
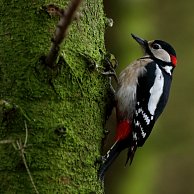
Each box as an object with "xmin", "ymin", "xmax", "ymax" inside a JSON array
[{"xmin": 103, "ymin": 0, "xmax": 194, "ymax": 194}]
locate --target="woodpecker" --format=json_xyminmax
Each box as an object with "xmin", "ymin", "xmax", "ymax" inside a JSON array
[{"xmin": 99, "ymin": 34, "xmax": 177, "ymax": 180}]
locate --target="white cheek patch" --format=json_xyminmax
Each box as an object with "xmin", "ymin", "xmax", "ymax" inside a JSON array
[
  {"xmin": 151, "ymin": 48, "xmax": 171, "ymax": 63},
  {"xmin": 148, "ymin": 64, "xmax": 164, "ymax": 115}
]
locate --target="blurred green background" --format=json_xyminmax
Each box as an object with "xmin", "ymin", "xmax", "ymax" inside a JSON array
[{"xmin": 103, "ymin": 0, "xmax": 194, "ymax": 194}]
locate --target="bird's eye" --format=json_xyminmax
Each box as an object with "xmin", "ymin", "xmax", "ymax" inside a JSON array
[{"xmin": 152, "ymin": 44, "xmax": 161, "ymax": 50}]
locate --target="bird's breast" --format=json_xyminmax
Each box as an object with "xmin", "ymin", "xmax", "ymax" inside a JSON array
[{"xmin": 115, "ymin": 58, "xmax": 153, "ymax": 119}]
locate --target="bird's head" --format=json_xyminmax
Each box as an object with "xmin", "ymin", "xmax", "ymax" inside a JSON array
[{"xmin": 131, "ymin": 34, "xmax": 177, "ymax": 67}]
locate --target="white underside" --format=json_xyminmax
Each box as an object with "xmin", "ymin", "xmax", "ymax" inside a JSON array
[
  {"xmin": 117, "ymin": 84, "xmax": 136, "ymax": 115},
  {"xmin": 116, "ymin": 58, "xmax": 151, "ymax": 118}
]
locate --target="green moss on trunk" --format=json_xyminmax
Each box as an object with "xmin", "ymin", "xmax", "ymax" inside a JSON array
[{"xmin": 0, "ymin": 0, "xmax": 108, "ymax": 193}]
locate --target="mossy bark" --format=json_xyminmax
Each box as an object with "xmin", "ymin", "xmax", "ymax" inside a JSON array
[{"xmin": 0, "ymin": 0, "xmax": 108, "ymax": 193}]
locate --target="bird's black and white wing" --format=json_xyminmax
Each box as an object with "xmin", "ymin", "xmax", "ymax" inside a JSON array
[{"xmin": 133, "ymin": 61, "xmax": 172, "ymax": 146}]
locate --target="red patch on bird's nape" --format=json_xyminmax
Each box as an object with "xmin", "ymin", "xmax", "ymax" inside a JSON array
[
  {"xmin": 170, "ymin": 54, "xmax": 177, "ymax": 66},
  {"xmin": 115, "ymin": 120, "xmax": 132, "ymax": 141}
]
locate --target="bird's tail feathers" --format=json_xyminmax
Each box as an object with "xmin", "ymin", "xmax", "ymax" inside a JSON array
[
  {"xmin": 98, "ymin": 138, "xmax": 137, "ymax": 180},
  {"xmin": 98, "ymin": 141, "xmax": 121, "ymax": 181},
  {"xmin": 125, "ymin": 142, "xmax": 137, "ymax": 166}
]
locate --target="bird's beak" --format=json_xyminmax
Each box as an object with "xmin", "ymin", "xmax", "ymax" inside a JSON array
[{"xmin": 131, "ymin": 34, "xmax": 148, "ymax": 50}]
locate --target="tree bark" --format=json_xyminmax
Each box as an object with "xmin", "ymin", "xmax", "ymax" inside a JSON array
[{"xmin": 0, "ymin": 0, "xmax": 108, "ymax": 193}]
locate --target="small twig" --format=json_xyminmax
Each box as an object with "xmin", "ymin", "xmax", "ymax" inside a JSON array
[
  {"xmin": 17, "ymin": 139, "xmax": 39, "ymax": 194},
  {"xmin": 0, "ymin": 139, "xmax": 14, "ymax": 144},
  {"xmin": 24, "ymin": 120, "xmax": 28, "ymax": 147},
  {"xmin": 0, "ymin": 121, "xmax": 39, "ymax": 194},
  {"xmin": 0, "ymin": 32, "xmax": 10, "ymax": 36},
  {"xmin": 45, "ymin": 0, "xmax": 83, "ymax": 67},
  {"xmin": 16, "ymin": 122, "xmax": 39, "ymax": 194}
]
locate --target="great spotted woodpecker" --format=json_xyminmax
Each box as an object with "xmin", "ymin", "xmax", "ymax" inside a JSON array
[{"xmin": 99, "ymin": 34, "xmax": 177, "ymax": 180}]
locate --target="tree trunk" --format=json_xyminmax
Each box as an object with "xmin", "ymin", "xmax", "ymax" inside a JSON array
[{"xmin": 0, "ymin": 0, "xmax": 108, "ymax": 193}]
